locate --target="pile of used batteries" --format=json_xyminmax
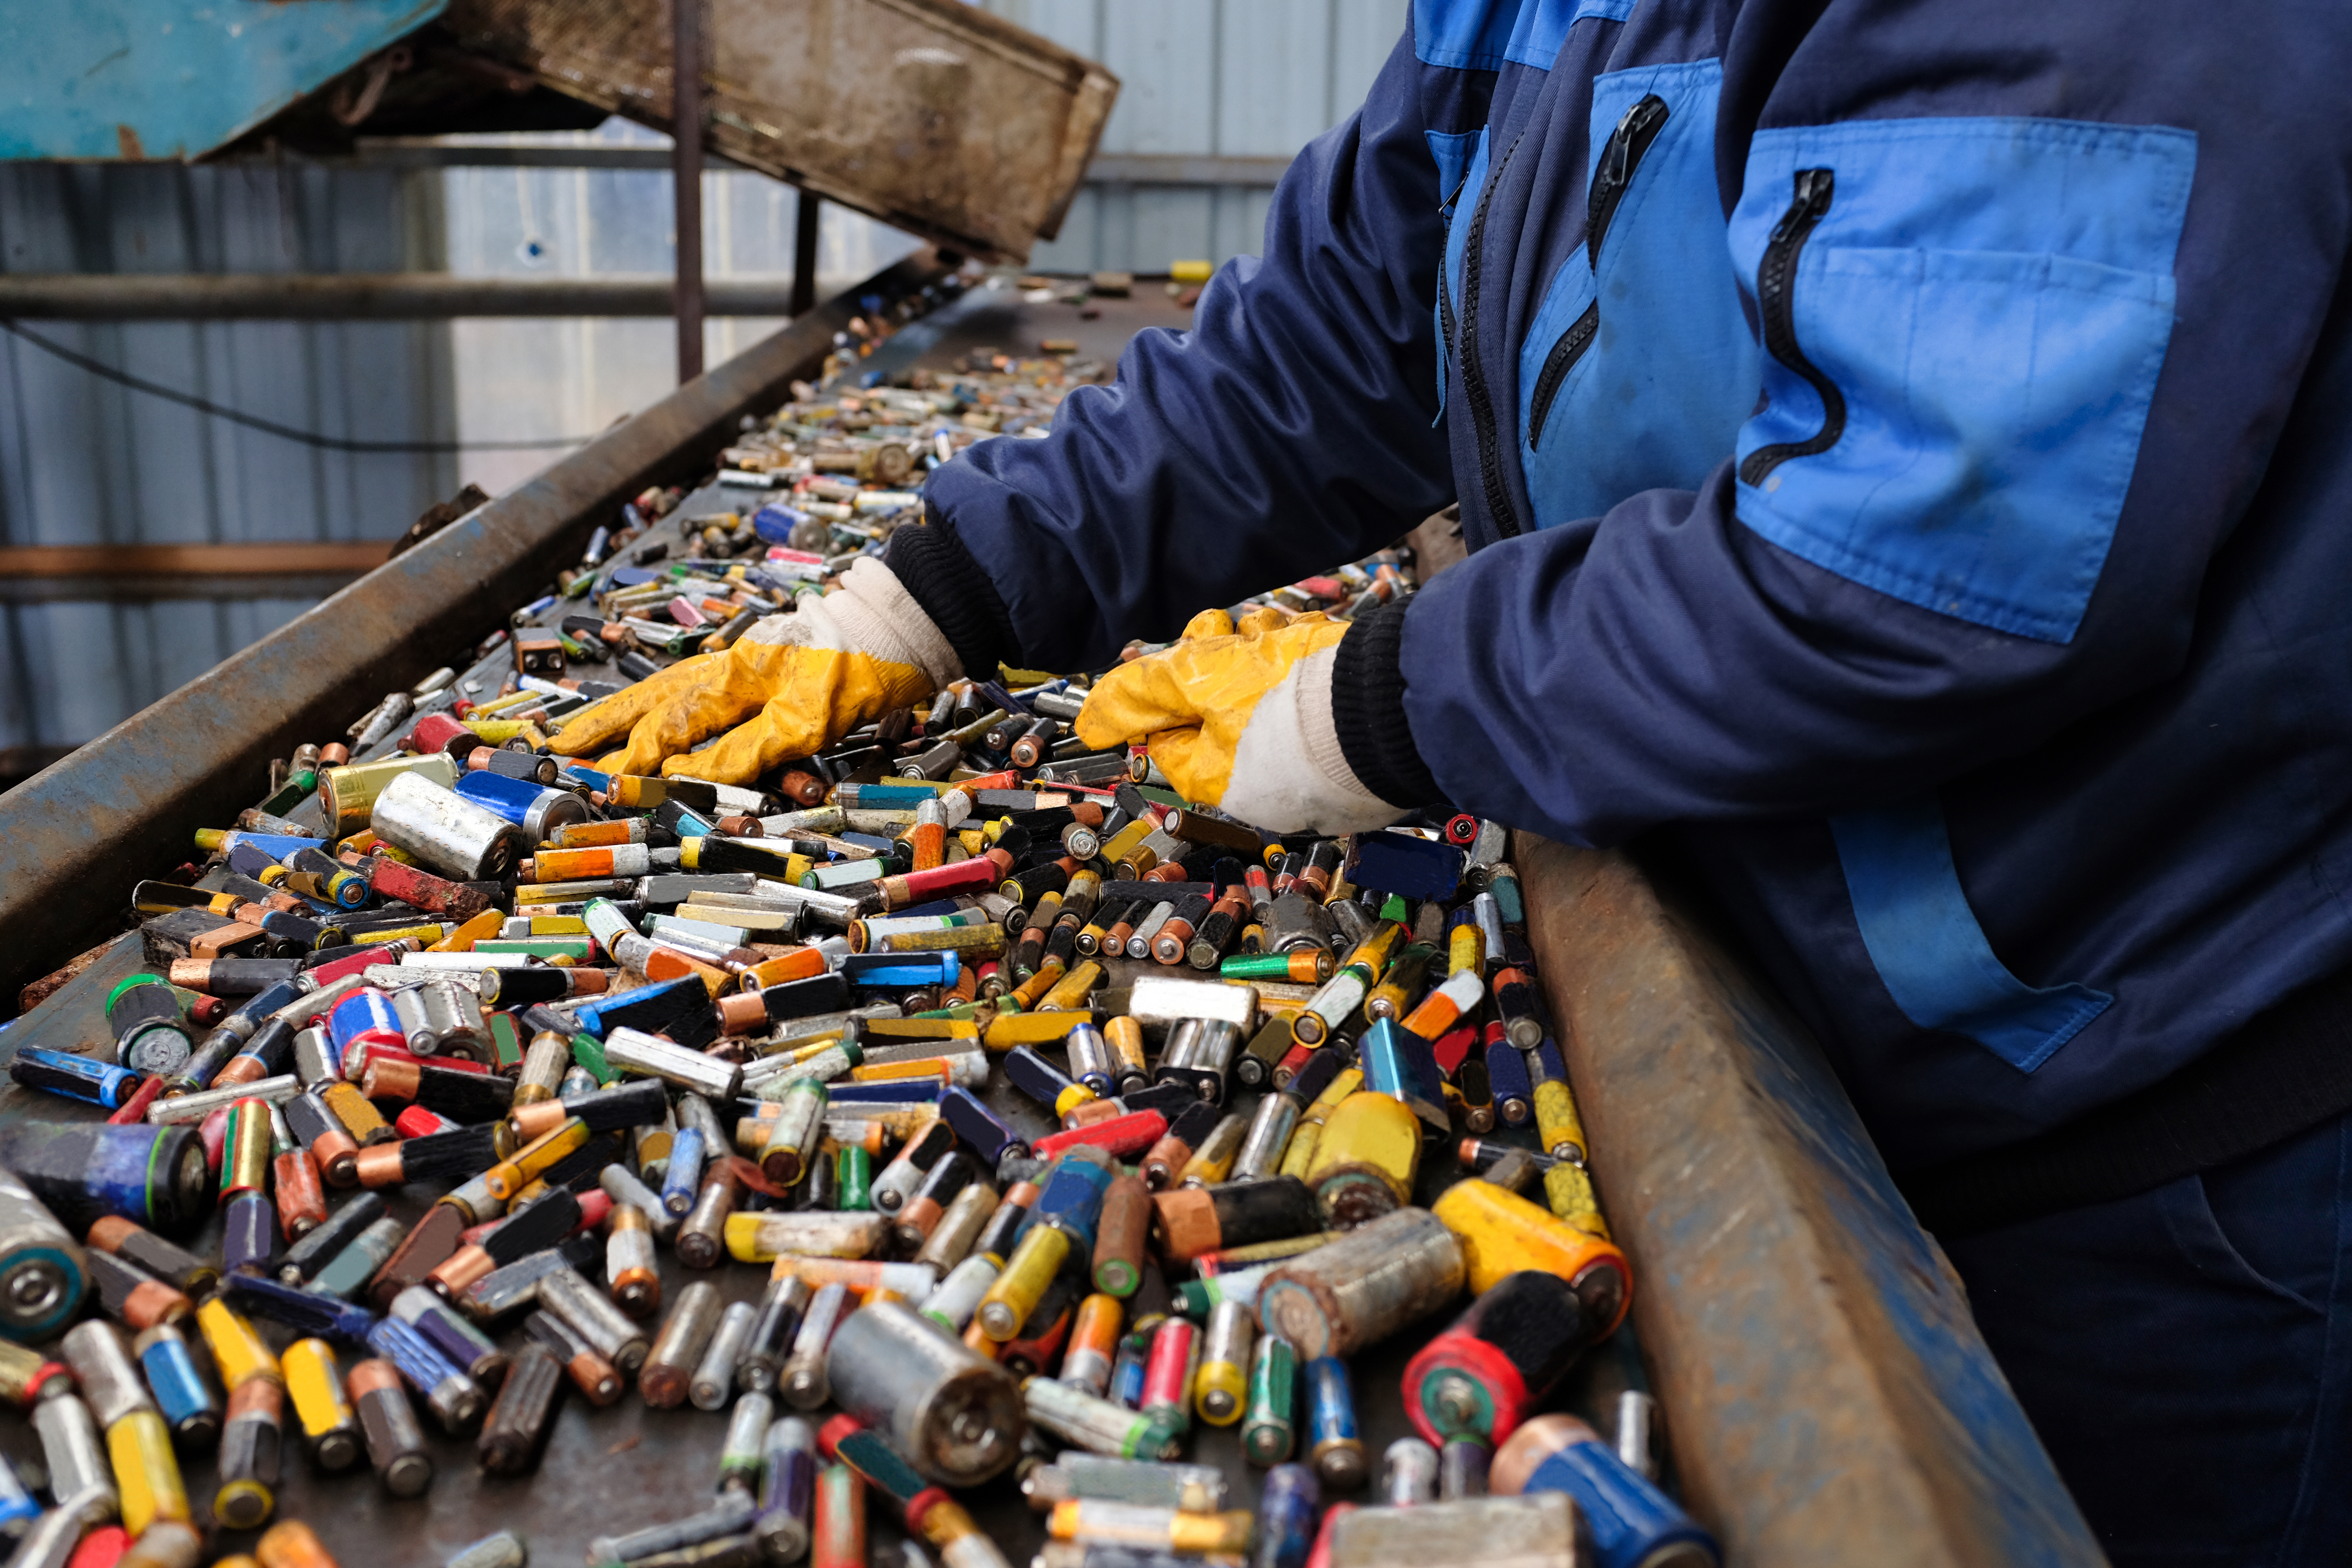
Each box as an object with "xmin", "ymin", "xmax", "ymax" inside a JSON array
[{"xmin": 0, "ymin": 339, "xmax": 1719, "ymax": 1568}]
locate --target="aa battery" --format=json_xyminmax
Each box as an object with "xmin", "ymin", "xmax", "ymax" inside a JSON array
[
  {"xmin": 591, "ymin": 1493, "xmax": 760, "ymax": 1566},
  {"xmin": 756, "ymin": 1416, "xmax": 819, "ymax": 1562},
  {"xmin": 108, "ymin": 1406, "xmax": 190, "ymax": 1536},
  {"xmin": 1440, "ymin": 1436, "xmax": 1490, "ymax": 1500},
  {"xmin": 693, "ymin": 1301, "xmax": 759, "ymax": 1412},
  {"xmin": 1139, "ymin": 1316, "xmax": 1201, "ymax": 1441},
  {"xmin": 1061, "ymin": 1293, "xmax": 1122, "ymax": 1398},
  {"xmin": 310, "ymin": 1215, "xmax": 403, "ymax": 1302},
  {"xmin": 642, "ymin": 1281, "xmax": 725, "ymax": 1407},
  {"xmin": 0, "ymin": 1120, "xmax": 210, "ymax": 1244},
  {"xmin": 446, "ymin": 1532, "xmax": 530, "ymax": 1568},
  {"xmin": 344, "ymin": 1355, "xmax": 432, "ymax": 1498},
  {"xmin": 213, "ymin": 1379, "xmax": 283, "ymax": 1529},
  {"xmin": 813, "ymin": 1462, "xmax": 866, "ymax": 1568},
  {"xmin": 11, "ymin": 1046, "xmax": 141, "ymax": 1110},
  {"xmin": 1021, "ymin": 1453, "xmax": 1228, "ymax": 1513},
  {"xmin": 1194, "ymin": 1300, "xmax": 1254, "ymax": 1427},
  {"xmin": 1021, "ymin": 1375, "xmax": 1180, "ymax": 1461},
  {"xmin": 600, "ymin": 1165, "xmax": 680, "ymax": 1245},
  {"xmin": 606, "ymin": 1202, "xmax": 662, "ymax": 1316},
  {"xmin": 1305, "ymin": 1357, "xmax": 1366, "ymax": 1491},
  {"xmin": 1491, "ymin": 1413, "xmax": 1719, "ymax": 1568},
  {"xmin": 869, "ymin": 1118, "xmax": 956, "ymax": 1214},
  {"xmin": 366, "ymin": 1316, "xmax": 486, "ymax": 1434},
  {"xmin": 893, "ymin": 1151, "xmax": 980, "ymax": 1253},
  {"xmin": 603, "ymin": 1026, "xmax": 743, "ymax": 1101},
  {"xmin": 923, "ymin": 1255, "xmax": 998, "ymax": 1334},
  {"xmin": 913, "ymin": 1181, "xmax": 998, "ymax": 1273},
  {"xmin": 1178, "ymin": 1117, "xmax": 1244, "ymax": 1184},
  {"xmin": 389, "ymin": 1286, "xmax": 507, "ymax": 1392},
  {"xmin": 134, "ymin": 1324, "xmax": 221, "ymax": 1446},
  {"xmin": 759, "ymin": 1079, "xmax": 829, "ymax": 1185},
  {"xmin": 1381, "ymin": 1437, "xmax": 1440, "ymax": 1506},
  {"xmin": 479, "ymin": 1340, "xmax": 565, "ymax": 1476},
  {"xmin": 1046, "ymin": 1500, "xmax": 1253, "ymax": 1557},
  {"xmin": 282, "ymin": 1338, "xmax": 361, "ymax": 1472},
  {"xmin": 1253, "ymin": 1463, "xmax": 1321, "ymax": 1568},
  {"xmin": 722, "ymin": 1211, "xmax": 889, "ymax": 1265},
  {"xmin": 33, "ymin": 1395, "xmax": 117, "ymax": 1526},
  {"xmin": 739, "ymin": 1276, "xmax": 812, "ymax": 1396},
  {"xmin": 781, "ymin": 1281, "xmax": 850, "ymax": 1410},
  {"xmin": 1153, "ymin": 1176, "xmax": 1320, "ymax": 1265},
  {"xmin": 1087, "ymin": 1175, "xmax": 1151, "ymax": 1300},
  {"xmin": 63, "ymin": 1320, "xmax": 152, "ymax": 1428},
  {"xmin": 826, "ymin": 1300, "xmax": 1027, "ymax": 1485},
  {"xmin": 1258, "ymin": 1208, "xmax": 1465, "ymax": 1361},
  {"xmin": 1242, "ymin": 1332, "xmax": 1298, "ymax": 1466}
]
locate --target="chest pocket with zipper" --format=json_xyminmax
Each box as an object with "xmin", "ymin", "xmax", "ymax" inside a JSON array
[{"xmin": 1516, "ymin": 58, "xmax": 1760, "ymax": 529}]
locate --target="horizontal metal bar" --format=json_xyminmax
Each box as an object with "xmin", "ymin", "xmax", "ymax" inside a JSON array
[
  {"xmin": 0, "ymin": 543, "xmax": 390, "ymax": 577},
  {"xmin": 0, "ymin": 245, "xmax": 954, "ymax": 1013},
  {"xmin": 0, "ymin": 274, "xmax": 822, "ymax": 321},
  {"xmin": 188, "ymin": 142, "xmax": 1297, "ymax": 186},
  {"xmin": 0, "ymin": 573, "xmax": 373, "ymax": 606}
]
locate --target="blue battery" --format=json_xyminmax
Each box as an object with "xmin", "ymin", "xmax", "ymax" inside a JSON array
[
  {"xmin": 1358, "ymin": 1021, "xmax": 1447, "ymax": 1109},
  {"xmin": 454, "ymin": 770, "xmax": 563, "ymax": 825},
  {"xmin": 939, "ymin": 1087, "xmax": 1022, "ymax": 1166},
  {"xmin": 751, "ymin": 502, "xmax": 811, "ymax": 543},
  {"xmin": 0, "ymin": 1453, "xmax": 37, "ymax": 1531},
  {"xmin": 329, "ymin": 989, "xmax": 405, "ymax": 1059},
  {"xmin": 1252, "ymin": 1462, "xmax": 1321, "ymax": 1568},
  {"xmin": 1485, "ymin": 1033, "xmax": 1535, "ymax": 1128},
  {"xmin": 824, "ymin": 1083, "xmax": 943, "ymax": 1105},
  {"xmin": 661, "ymin": 1126, "xmax": 707, "ymax": 1217},
  {"xmin": 223, "ymin": 1190, "xmax": 278, "ymax": 1277},
  {"xmin": 1348, "ymin": 832, "xmax": 1464, "ymax": 901},
  {"xmin": 136, "ymin": 1324, "xmax": 223, "ymax": 1444},
  {"xmin": 841, "ymin": 951, "xmax": 961, "ymax": 989},
  {"xmin": 1305, "ymin": 1356, "xmax": 1366, "ymax": 1490},
  {"xmin": 8, "ymin": 1046, "xmax": 139, "ymax": 1110},
  {"xmin": 1506, "ymin": 1422, "xmax": 1720, "ymax": 1568}
]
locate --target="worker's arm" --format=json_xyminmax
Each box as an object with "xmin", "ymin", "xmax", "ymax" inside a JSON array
[
  {"xmin": 888, "ymin": 28, "xmax": 1468, "ymax": 680},
  {"xmin": 1330, "ymin": 26, "xmax": 2341, "ymax": 844}
]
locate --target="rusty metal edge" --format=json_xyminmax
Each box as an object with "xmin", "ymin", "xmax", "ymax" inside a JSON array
[
  {"xmin": 1516, "ymin": 834, "xmax": 2105, "ymax": 1568},
  {"xmin": 0, "ymin": 246, "xmax": 954, "ymax": 1016}
]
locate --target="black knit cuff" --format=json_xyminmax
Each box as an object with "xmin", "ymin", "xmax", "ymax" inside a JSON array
[
  {"xmin": 1332, "ymin": 594, "xmax": 1441, "ymax": 810},
  {"xmin": 883, "ymin": 515, "xmax": 1022, "ymax": 680}
]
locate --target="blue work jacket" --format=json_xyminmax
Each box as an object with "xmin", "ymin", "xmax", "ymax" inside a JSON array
[{"xmin": 926, "ymin": 0, "xmax": 2352, "ymax": 1172}]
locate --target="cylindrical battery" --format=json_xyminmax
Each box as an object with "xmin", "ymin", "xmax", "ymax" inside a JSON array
[
  {"xmin": 478, "ymin": 1340, "xmax": 564, "ymax": 1476},
  {"xmin": 692, "ymin": 1300, "xmax": 759, "ymax": 1412},
  {"xmin": 371, "ymin": 770, "xmax": 530, "ymax": 882},
  {"xmin": 739, "ymin": 1276, "xmax": 813, "ymax": 1396},
  {"xmin": 1153, "ymin": 1175, "xmax": 1321, "ymax": 1265},
  {"xmin": 1091, "ymin": 1175, "xmax": 1151, "ymax": 1299},
  {"xmin": 914, "ymin": 1181, "xmax": 999, "ymax": 1273},
  {"xmin": 826, "ymin": 1300, "xmax": 1026, "ymax": 1486},
  {"xmin": 133, "ymin": 1324, "xmax": 220, "ymax": 1446},
  {"xmin": 679, "ymin": 1164, "xmax": 742, "ymax": 1271},
  {"xmin": 107, "ymin": 1406, "xmax": 190, "ymax": 1536},
  {"xmin": 1195, "ymin": 1300, "xmax": 1254, "ymax": 1427},
  {"xmin": 213, "ymin": 1378, "xmax": 283, "ymax": 1530},
  {"xmin": 1428, "ymin": 1179, "xmax": 1630, "ymax": 1338},
  {"xmin": 1258, "ymin": 1208, "xmax": 1465, "ymax": 1361},
  {"xmin": 893, "ymin": 1150, "xmax": 979, "ymax": 1253},
  {"xmin": 922, "ymin": 1255, "xmax": 998, "ymax": 1335},
  {"xmin": 33, "ymin": 1394, "xmax": 117, "ymax": 1526},
  {"xmin": 719, "ymin": 1389, "xmax": 774, "ymax": 1490},
  {"xmin": 1402, "ymin": 1271, "xmax": 1605, "ymax": 1449},
  {"xmin": 1307, "ymin": 1092, "xmax": 1421, "ymax": 1229},
  {"xmin": 1253, "ymin": 1462, "xmax": 1321, "ymax": 1568},
  {"xmin": 1139, "ymin": 1317, "xmax": 1199, "ymax": 1437},
  {"xmin": 1103, "ymin": 1017, "xmax": 1149, "ymax": 1095},
  {"xmin": 756, "ymin": 1415, "xmax": 819, "ymax": 1563},
  {"xmin": 348, "ymin": 1357, "xmax": 433, "ymax": 1497},
  {"xmin": 281, "ymin": 1338, "xmax": 361, "ymax": 1472},
  {"xmin": 1440, "ymin": 1436, "xmax": 1490, "ymax": 1500},
  {"xmin": 0, "ymin": 1164, "xmax": 89, "ymax": 1341},
  {"xmin": 1233, "ymin": 1093, "xmax": 1302, "ymax": 1184},
  {"xmin": 1382, "ymin": 1437, "xmax": 1441, "ymax": 1506},
  {"xmin": 1021, "ymin": 1376, "xmax": 1180, "ymax": 1462},
  {"xmin": 1490, "ymin": 1413, "xmax": 1719, "ymax": 1568},
  {"xmin": 759, "ymin": 1080, "xmax": 829, "ymax": 1185},
  {"xmin": 813, "ymin": 1463, "xmax": 866, "ymax": 1568},
  {"xmin": 606, "ymin": 1203, "xmax": 661, "ymax": 1317},
  {"xmin": 642, "ymin": 1281, "xmax": 723, "ymax": 1408},
  {"xmin": 1060, "ymin": 1293, "xmax": 1122, "ymax": 1398},
  {"xmin": 63, "ymin": 1320, "xmax": 152, "ymax": 1428},
  {"xmin": 1305, "ymin": 1357, "xmax": 1366, "ymax": 1491},
  {"xmin": 537, "ymin": 1264, "xmax": 650, "ymax": 1376},
  {"xmin": 1243, "ymin": 1331, "xmax": 1298, "ymax": 1466},
  {"xmin": 781, "ymin": 1281, "xmax": 851, "ymax": 1411},
  {"xmin": 1021, "ymin": 1453, "xmax": 1228, "ymax": 1513}
]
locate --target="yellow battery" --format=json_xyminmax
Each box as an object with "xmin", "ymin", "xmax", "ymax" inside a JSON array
[
  {"xmin": 979, "ymin": 1010, "xmax": 1087, "ymax": 1052},
  {"xmin": 1447, "ymin": 922, "xmax": 1485, "ymax": 978},
  {"xmin": 1047, "ymin": 1502, "xmax": 1254, "ymax": 1556},
  {"xmin": 318, "ymin": 1080, "xmax": 391, "ymax": 1146},
  {"xmin": 428, "ymin": 910, "xmax": 505, "ymax": 952},
  {"xmin": 1431, "ymin": 1177, "xmax": 1631, "ymax": 1300},
  {"xmin": 281, "ymin": 1339, "xmax": 359, "ymax": 1470},
  {"xmin": 1099, "ymin": 819, "xmax": 1156, "ymax": 867},
  {"xmin": 518, "ymin": 914, "xmax": 590, "ymax": 936},
  {"xmin": 320, "ymin": 754, "xmax": 457, "ymax": 837},
  {"xmin": 977, "ymin": 1224, "xmax": 1070, "ymax": 1341},
  {"xmin": 1054, "ymin": 1083, "xmax": 1100, "ymax": 1119},
  {"xmin": 354, "ymin": 924, "xmax": 448, "ymax": 949},
  {"xmin": 1176, "ymin": 1113, "xmax": 1248, "ymax": 1188},
  {"xmin": 851, "ymin": 1059, "xmax": 955, "ymax": 1085},
  {"xmin": 1532, "ymin": 1079, "xmax": 1589, "ymax": 1166},
  {"xmin": 1338, "ymin": 921, "xmax": 1407, "ymax": 979},
  {"xmin": 107, "ymin": 1409, "xmax": 190, "ymax": 1535},
  {"xmin": 485, "ymin": 1117, "xmax": 591, "ymax": 1202},
  {"xmin": 1305, "ymin": 1092, "xmax": 1421, "ymax": 1227},
  {"xmin": 1037, "ymin": 961, "xmax": 1102, "ymax": 1014},
  {"xmin": 1278, "ymin": 1067, "xmax": 1363, "ymax": 1181},
  {"xmin": 1103, "ymin": 1017, "xmax": 1148, "ymax": 1085},
  {"xmin": 198, "ymin": 1299, "xmax": 283, "ymax": 1390},
  {"xmin": 1008, "ymin": 961, "xmax": 1066, "ymax": 1011},
  {"xmin": 862, "ymin": 1018, "xmax": 980, "ymax": 1043},
  {"xmin": 1543, "ymin": 1162, "xmax": 1612, "ymax": 1241}
]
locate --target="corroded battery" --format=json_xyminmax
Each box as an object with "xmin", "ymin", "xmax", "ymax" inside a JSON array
[
  {"xmin": 1326, "ymin": 1492, "xmax": 1581, "ymax": 1568},
  {"xmin": 1257, "ymin": 1208, "xmax": 1465, "ymax": 1361},
  {"xmin": 371, "ymin": 770, "xmax": 530, "ymax": 882},
  {"xmin": 826, "ymin": 1300, "xmax": 1026, "ymax": 1486}
]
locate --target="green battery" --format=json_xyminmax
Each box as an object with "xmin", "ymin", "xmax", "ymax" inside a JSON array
[
  {"xmin": 1220, "ymin": 952, "xmax": 1309, "ymax": 981},
  {"xmin": 487, "ymin": 1011, "xmax": 524, "ymax": 1072},
  {"xmin": 836, "ymin": 1145, "xmax": 874, "ymax": 1212},
  {"xmin": 473, "ymin": 938, "xmax": 596, "ymax": 961},
  {"xmin": 571, "ymin": 1032, "xmax": 615, "ymax": 1087},
  {"xmin": 1242, "ymin": 1331, "xmax": 1297, "ymax": 1466}
]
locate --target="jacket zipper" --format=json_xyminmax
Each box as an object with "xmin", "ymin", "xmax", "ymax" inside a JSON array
[
  {"xmin": 1457, "ymin": 132, "xmax": 1528, "ymax": 537},
  {"xmin": 1528, "ymin": 94, "xmax": 1671, "ymax": 452},
  {"xmin": 1436, "ymin": 167, "xmax": 1474, "ymax": 365},
  {"xmin": 1585, "ymin": 94, "xmax": 1669, "ymax": 266},
  {"xmin": 1738, "ymin": 167, "xmax": 1844, "ymax": 487}
]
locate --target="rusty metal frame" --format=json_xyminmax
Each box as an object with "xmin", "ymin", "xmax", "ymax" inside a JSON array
[
  {"xmin": 1517, "ymin": 834, "xmax": 2106, "ymax": 1566},
  {"xmin": 0, "ymin": 246, "xmax": 954, "ymax": 1015}
]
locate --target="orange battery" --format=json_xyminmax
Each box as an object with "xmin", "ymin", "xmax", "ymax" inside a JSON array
[
  {"xmin": 850, "ymin": 1061, "xmax": 953, "ymax": 1086},
  {"xmin": 646, "ymin": 949, "xmax": 733, "ymax": 994},
  {"xmin": 739, "ymin": 947, "xmax": 828, "ymax": 991},
  {"xmin": 428, "ymin": 910, "xmax": 504, "ymax": 953}
]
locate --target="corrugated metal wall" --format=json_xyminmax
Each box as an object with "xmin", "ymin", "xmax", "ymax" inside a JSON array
[
  {"xmin": 980, "ymin": 0, "xmax": 1400, "ymax": 274},
  {"xmin": 0, "ymin": 1, "xmax": 1401, "ymax": 779},
  {"xmin": 0, "ymin": 161, "xmax": 458, "ymax": 777}
]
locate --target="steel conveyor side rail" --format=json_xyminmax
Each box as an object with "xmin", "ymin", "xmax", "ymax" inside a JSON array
[{"xmin": 0, "ymin": 247, "xmax": 954, "ymax": 1012}]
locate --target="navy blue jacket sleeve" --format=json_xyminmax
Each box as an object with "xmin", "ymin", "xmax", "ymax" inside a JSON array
[
  {"xmin": 917, "ymin": 30, "xmax": 1472, "ymax": 676},
  {"xmin": 1393, "ymin": 3, "xmax": 2347, "ymax": 846}
]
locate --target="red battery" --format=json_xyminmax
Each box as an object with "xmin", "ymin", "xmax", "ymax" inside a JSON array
[{"xmin": 1033, "ymin": 1109, "xmax": 1167, "ymax": 1163}]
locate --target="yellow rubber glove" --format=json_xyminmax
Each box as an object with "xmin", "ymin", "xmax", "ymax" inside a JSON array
[
  {"xmin": 1076, "ymin": 608, "xmax": 1405, "ymax": 833},
  {"xmin": 549, "ymin": 559, "xmax": 958, "ymax": 785}
]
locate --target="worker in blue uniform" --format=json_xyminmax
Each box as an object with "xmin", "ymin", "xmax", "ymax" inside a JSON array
[{"xmin": 555, "ymin": 3, "xmax": 2352, "ymax": 1555}]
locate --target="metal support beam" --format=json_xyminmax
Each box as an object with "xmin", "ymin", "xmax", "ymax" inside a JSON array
[
  {"xmin": 792, "ymin": 191, "xmax": 821, "ymax": 318},
  {"xmin": 190, "ymin": 143, "xmax": 1295, "ymax": 187},
  {"xmin": 0, "ymin": 246, "xmax": 954, "ymax": 1010},
  {"xmin": 671, "ymin": 0, "xmax": 704, "ymax": 383},
  {"xmin": 0, "ymin": 275, "xmax": 816, "ymax": 320},
  {"xmin": 0, "ymin": 543, "xmax": 390, "ymax": 604}
]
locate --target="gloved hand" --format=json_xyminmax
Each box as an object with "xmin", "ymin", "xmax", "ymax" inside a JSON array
[
  {"xmin": 1076, "ymin": 606, "xmax": 1407, "ymax": 833},
  {"xmin": 549, "ymin": 559, "xmax": 960, "ymax": 784}
]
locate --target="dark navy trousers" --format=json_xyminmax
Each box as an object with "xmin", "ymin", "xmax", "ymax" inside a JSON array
[{"xmin": 1941, "ymin": 1112, "xmax": 2352, "ymax": 1564}]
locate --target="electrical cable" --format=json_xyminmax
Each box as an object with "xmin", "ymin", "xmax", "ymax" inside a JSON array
[{"xmin": 0, "ymin": 318, "xmax": 597, "ymax": 454}]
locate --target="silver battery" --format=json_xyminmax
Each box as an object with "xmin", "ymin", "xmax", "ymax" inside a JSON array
[
  {"xmin": 292, "ymin": 1026, "xmax": 340, "ymax": 1087},
  {"xmin": 1615, "ymin": 1389, "xmax": 1658, "ymax": 1480},
  {"xmin": 9, "ymin": 1490, "xmax": 114, "ymax": 1568},
  {"xmin": 60, "ymin": 1321, "xmax": 151, "ymax": 1428},
  {"xmin": 603, "ymin": 1026, "xmax": 743, "ymax": 1100},
  {"xmin": 443, "ymin": 1532, "xmax": 530, "ymax": 1568},
  {"xmin": 691, "ymin": 1300, "xmax": 759, "ymax": 1411},
  {"xmin": 737, "ymin": 1276, "xmax": 814, "ymax": 1396},
  {"xmin": 1233, "ymin": 1092, "xmax": 1302, "ymax": 1182},
  {"xmin": 1382, "ymin": 1436, "xmax": 1441, "ymax": 1506},
  {"xmin": 920, "ymin": 1255, "xmax": 999, "ymax": 1333},
  {"xmin": 461, "ymin": 1250, "xmax": 576, "ymax": 1321},
  {"xmin": 1328, "ymin": 1493, "xmax": 1578, "ymax": 1568},
  {"xmin": 598, "ymin": 1166, "xmax": 680, "ymax": 1245},
  {"xmin": 749, "ymin": 877, "xmax": 868, "ymax": 928},
  {"xmin": 1021, "ymin": 1377, "xmax": 1179, "ymax": 1460},
  {"xmin": 1159, "ymin": 1019, "xmax": 1242, "ymax": 1101},
  {"xmin": 0, "ymin": 1168, "xmax": 84, "ymax": 1340},
  {"xmin": 586, "ymin": 1492, "xmax": 759, "ymax": 1568},
  {"xmin": 1198, "ymin": 1301, "xmax": 1255, "ymax": 1425},
  {"xmin": 31, "ymin": 1394, "xmax": 116, "ymax": 1525},
  {"xmin": 372, "ymin": 769, "xmax": 530, "ymax": 882},
  {"xmin": 1021, "ymin": 1454, "xmax": 1228, "ymax": 1513},
  {"xmin": 780, "ymin": 1282, "xmax": 850, "ymax": 1411},
  {"xmin": 537, "ymin": 1264, "xmax": 651, "ymax": 1374},
  {"xmin": 826, "ymin": 1300, "xmax": 1025, "ymax": 1486},
  {"xmin": 519, "ymin": 786, "xmax": 592, "ymax": 843},
  {"xmin": 1065, "ymin": 1025, "xmax": 1117, "ymax": 1096},
  {"xmin": 1125, "ymin": 901, "xmax": 1177, "ymax": 959},
  {"xmin": 1126, "ymin": 975, "xmax": 1257, "ymax": 1031},
  {"xmin": 146, "ymin": 1074, "xmax": 301, "ymax": 1125},
  {"xmin": 642, "ymin": 1281, "xmax": 723, "ymax": 1407},
  {"xmin": 913, "ymin": 1182, "xmax": 1000, "ymax": 1272},
  {"xmin": 391, "ymin": 978, "xmax": 488, "ymax": 1059},
  {"xmin": 869, "ymin": 1119, "xmax": 951, "ymax": 1213}
]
